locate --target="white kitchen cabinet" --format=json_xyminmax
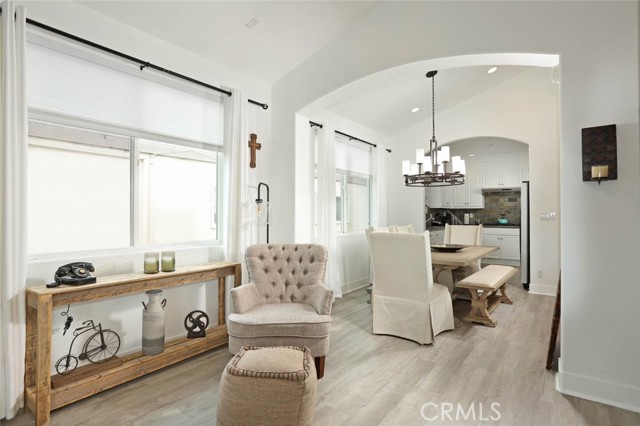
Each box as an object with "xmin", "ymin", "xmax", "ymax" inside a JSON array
[
  {"xmin": 500, "ymin": 235, "xmax": 520, "ymax": 260},
  {"xmin": 482, "ymin": 234, "xmax": 502, "ymax": 259},
  {"xmin": 452, "ymin": 172, "xmax": 484, "ymax": 208},
  {"xmin": 426, "ymin": 186, "xmax": 453, "ymax": 208},
  {"xmin": 482, "ymin": 168, "xmax": 523, "ymax": 189},
  {"xmin": 482, "ymin": 228, "xmax": 520, "ymax": 261}
]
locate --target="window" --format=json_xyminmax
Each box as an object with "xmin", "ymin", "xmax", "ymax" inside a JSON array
[
  {"xmin": 312, "ymin": 131, "xmax": 372, "ymax": 234},
  {"xmin": 137, "ymin": 139, "xmax": 218, "ymax": 245},
  {"xmin": 28, "ymin": 123, "xmax": 131, "ymax": 254},
  {"xmin": 335, "ymin": 136, "xmax": 372, "ymax": 233},
  {"xmin": 335, "ymin": 172, "xmax": 371, "ymax": 233},
  {"xmin": 27, "ymin": 121, "xmax": 221, "ymax": 255},
  {"xmin": 26, "ymin": 40, "xmax": 224, "ymax": 256}
]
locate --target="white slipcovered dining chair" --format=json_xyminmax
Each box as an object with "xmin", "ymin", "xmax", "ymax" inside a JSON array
[
  {"xmin": 391, "ymin": 224, "xmax": 415, "ymax": 233},
  {"xmin": 365, "ymin": 224, "xmax": 414, "ymax": 283},
  {"xmin": 365, "ymin": 227, "xmax": 392, "ymax": 303},
  {"xmin": 369, "ymin": 232, "xmax": 454, "ymax": 344},
  {"xmin": 444, "ymin": 224, "xmax": 484, "ymax": 273}
]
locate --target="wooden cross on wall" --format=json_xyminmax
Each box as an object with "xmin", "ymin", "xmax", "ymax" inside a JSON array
[{"xmin": 248, "ymin": 133, "xmax": 261, "ymax": 168}]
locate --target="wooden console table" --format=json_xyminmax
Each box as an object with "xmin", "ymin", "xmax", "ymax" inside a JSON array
[{"xmin": 24, "ymin": 262, "xmax": 241, "ymax": 426}]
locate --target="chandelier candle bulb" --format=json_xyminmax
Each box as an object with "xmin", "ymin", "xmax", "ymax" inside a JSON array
[
  {"xmin": 452, "ymin": 156, "xmax": 462, "ymax": 172},
  {"xmin": 440, "ymin": 146, "xmax": 450, "ymax": 163},
  {"xmin": 410, "ymin": 163, "xmax": 420, "ymax": 175},
  {"xmin": 416, "ymin": 148, "xmax": 425, "ymax": 164},
  {"xmin": 424, "ymin": 156, "xmax": 432, "ymax": 173}
]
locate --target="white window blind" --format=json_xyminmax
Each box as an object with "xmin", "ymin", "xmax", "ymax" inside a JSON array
[
  {"xmin": 26, "ymin": 42, "xmax": 224, "ymax": 146},
  {"xmin": 335, "ymin": 135, "xmax": 371, "ymax": 175}
]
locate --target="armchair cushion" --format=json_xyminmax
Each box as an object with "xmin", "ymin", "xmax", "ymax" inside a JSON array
[{"xmin": 228, "ymin": 303, "xmax": 331, "ymax": 339}]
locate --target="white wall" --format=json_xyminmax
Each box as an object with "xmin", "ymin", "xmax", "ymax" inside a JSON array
[
  {"xmin": 21, "ymin": 1, "xmax": 272, "ymax": 365},
  {"xmin": 336, "ymin": 233, "xmax": 370, "ymax": 293},
  {"xmin": 272, "ymin": 1, "xmax": 640, "ymax": 412}
]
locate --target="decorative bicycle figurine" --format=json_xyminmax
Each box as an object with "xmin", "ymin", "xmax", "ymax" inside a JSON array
[{"xmin": 55, "ymin": 319, "xmax": 121, "ymax": 375}]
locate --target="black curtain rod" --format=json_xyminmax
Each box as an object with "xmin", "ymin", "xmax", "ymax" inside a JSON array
[
  {"xmin": 309, "ymin": 121, "xmax": 391, "ymax": 153},
  {"xmin": 0, "ymin": 8, "xmax": 270, "ymax": 110},
  {"xmin": 335, "ymin": 130, "xmax": 377, "ymax": 148}
]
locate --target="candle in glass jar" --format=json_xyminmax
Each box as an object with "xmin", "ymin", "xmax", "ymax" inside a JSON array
[
  {"xmin": 144, "ymin": 252, "xmax": 159, "ymax": 274},
  {"xmin": 161, "ymin": 251, "xmax": 175, "ymax": 272}
]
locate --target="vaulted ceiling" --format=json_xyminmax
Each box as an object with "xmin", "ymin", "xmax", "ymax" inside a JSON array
[
  {"xmin": 77, "ymin": 1, "xmax": 550, "ymax": 139},
  {"xmin": 79, "ymin": 1, "xmax": 380, "ymax": 83}
]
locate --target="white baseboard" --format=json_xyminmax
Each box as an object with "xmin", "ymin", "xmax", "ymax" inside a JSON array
[
  {"xmin": 556, "ymin": 367, "xmax": 640, "ymax": 413},
  {"xmin": 528, "ymin": 282, "xmax": 557, "ymax": 296},
  {"xmin": 342, "ymin": 277, "xmax": 370, "ymax": 294}
]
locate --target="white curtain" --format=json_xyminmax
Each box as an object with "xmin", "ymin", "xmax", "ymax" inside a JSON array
[
  {"xmin": 316, "ymin": 125, "xmax": 342, "ymax": 298},
  {"xmin": 223, "ymin": 88, "xmax": 251, "ymax": 282},
  {"xmin": 0, "ymin": 2, "xmax": 27, "ymax": 420},
  {"xmin": 371, "ymin": 143, "xmax": 388, "ymax": 227}
]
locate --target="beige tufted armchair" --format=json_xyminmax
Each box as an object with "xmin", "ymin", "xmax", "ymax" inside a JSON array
[{"xmin": 227, "ymin": 244, "xmax": 334, "ymax": 378}]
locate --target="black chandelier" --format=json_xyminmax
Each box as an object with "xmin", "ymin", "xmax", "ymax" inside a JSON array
[{"xmin": 403, "ymin": 70, "xmax": 465, "ymax": 187}]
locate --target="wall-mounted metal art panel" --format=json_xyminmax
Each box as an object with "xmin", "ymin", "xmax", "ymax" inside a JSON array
[{"xmin": 581, "ymin": 124, "xmax": 617, "ymax": 182}]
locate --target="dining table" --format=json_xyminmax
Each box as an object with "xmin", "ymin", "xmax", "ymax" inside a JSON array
[{"xmin": 430, "ymin": 245, "xmax": 499, "ymax": 297}]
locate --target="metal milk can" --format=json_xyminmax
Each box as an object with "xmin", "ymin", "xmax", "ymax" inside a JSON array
[{"xmin": 142, "ymin": 289, "xmax": 166, "ymax": 355}]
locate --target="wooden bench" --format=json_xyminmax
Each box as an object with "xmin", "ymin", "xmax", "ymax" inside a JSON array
[{"xmin": 456, "ymin": 265, "xmax": 519, "ymax": 327}]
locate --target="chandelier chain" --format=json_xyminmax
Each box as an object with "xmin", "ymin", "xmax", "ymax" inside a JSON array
[{"xmin": 431, "ymin": 73, "xmax": 436, "ymax": 141}]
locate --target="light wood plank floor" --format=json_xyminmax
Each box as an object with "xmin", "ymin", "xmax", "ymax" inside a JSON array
[{"xmin": 6, "ymin": 281, "xmax": 640, "ymax": 426}]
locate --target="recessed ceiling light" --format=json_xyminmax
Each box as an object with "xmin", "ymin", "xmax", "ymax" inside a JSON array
[
  {"xmin": 411, "ymin": 107, "xmax": 420, "ymax": 113},
  {"xmin": 468, "ymin": 154, "xmax": 475, "ymax": 157},
  {"xmin": 487, "ymin": 67, "xmax": 498, "ymax": 74}
]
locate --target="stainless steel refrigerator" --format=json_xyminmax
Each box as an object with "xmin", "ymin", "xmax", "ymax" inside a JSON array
[{"xmin": 521, "ymin": 181, "xmax": 530, "ymax": 290}]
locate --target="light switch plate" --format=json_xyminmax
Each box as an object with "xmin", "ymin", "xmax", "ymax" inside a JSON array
[{"xmin": 540, "ymin": 212, "xmax": 558, "ymax": 221}]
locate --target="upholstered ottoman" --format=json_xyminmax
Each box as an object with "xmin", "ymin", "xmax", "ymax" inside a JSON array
[{"xmin": 217, "ymin": 346, "xmax": 317, "ymax": 426}]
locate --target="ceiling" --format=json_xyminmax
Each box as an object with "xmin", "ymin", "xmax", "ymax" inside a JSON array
[
  {"xmin": 448, "ymin": 137, "xmax": 529, "ymax": 158},
  {"xmin": 78, "ymin": 0, "xmax": 380, "ymax": 83},
  {"xmin": 327, "ymin": 65, "xmax": 533, "ymax": 137},
  {"xmin": 77, "ymin": 1, "xmax": 551, "ymax": 139}
]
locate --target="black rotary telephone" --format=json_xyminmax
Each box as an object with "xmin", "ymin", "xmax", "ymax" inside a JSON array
[{"xmin": 46, "ymin": 262, "xmax": 96, "ymax": 288}]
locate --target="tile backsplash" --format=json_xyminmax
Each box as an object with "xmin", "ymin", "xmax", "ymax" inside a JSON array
[{"xmin": 428, "ymin": 191, "xmax": 521, "ymax": 225}]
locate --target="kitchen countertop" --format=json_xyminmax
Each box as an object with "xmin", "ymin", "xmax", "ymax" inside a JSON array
[{"xmin": 426, "ymin": 223, "xmax": 520, "ymax": 231}]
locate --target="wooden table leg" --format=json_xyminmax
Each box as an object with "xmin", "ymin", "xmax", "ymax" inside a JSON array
[
  {"xmin": 233, "ymin": 263, "xmax": 242, "ymax": 287},
  {"xmin": 433, "ymin": 266, "xmax": 455, "ymax": 295},
  {"xmin": 218, "ymin": 276, "xmax": 226, "ymax": 326},
  {"xmin": 36, "ymin": 295, "xmax": 52, "ymax": 425},
  {"xmin": 24, "ymin": 299, "xmax": 37, "ymax": 414}
]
